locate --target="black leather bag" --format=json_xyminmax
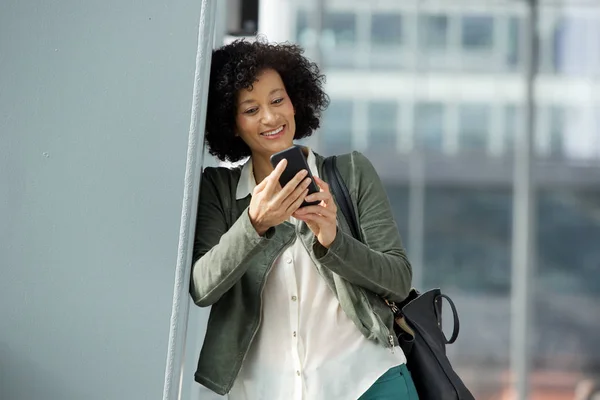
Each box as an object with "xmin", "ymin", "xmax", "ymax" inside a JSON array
[{"xmin": 323, "ymin": 155, "xmax": 475, "ymax": 400}]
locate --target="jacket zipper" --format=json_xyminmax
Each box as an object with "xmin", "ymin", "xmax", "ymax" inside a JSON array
[
  {"xmin": 229, "ymin": 234, "xmax": 297, "ymax": 390},
  {"xmin": 361, "ymin": 288, "xmax": 396, "ymax": 353}
]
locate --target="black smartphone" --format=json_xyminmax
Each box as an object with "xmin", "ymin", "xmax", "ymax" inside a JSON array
[{"xmin": 270, "ymin": 145, "xmax": 320, "ymax": 207}]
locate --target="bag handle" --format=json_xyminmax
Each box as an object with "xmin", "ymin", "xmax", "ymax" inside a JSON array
[{"xmin": 435, "ymin": 294, "xmax": 460, "ymax": 344}]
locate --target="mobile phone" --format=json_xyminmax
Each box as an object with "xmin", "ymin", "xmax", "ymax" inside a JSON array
[{"xmin": 270, "ymin": 145, "xmax": 320, "ymax": 207}]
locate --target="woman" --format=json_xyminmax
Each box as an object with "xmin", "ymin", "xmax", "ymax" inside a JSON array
[{"xmin": 190, "ymin": 39, "xmax": 418, "ymax": 400}]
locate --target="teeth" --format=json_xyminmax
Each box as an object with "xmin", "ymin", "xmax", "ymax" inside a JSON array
[{"xmin": 262, "ymin": 126, "xmax": 283, "ymax": 136}]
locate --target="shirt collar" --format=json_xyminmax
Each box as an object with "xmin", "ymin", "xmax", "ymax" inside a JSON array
[{"xmin": 236, "ymin": 147, "xmax": 319, "ymax": 200}]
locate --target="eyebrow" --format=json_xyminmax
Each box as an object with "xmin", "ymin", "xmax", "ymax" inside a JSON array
[{"xmin": 238, "ymin": 88, "xmax": 285, "ymax": 106}]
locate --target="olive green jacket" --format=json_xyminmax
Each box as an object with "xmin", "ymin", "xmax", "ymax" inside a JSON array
[{"xmin": 190, "ymin": 151, "xmax": 412, "ymax": 395}]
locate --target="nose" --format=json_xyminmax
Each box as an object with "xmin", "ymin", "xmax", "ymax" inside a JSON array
[{"xmin": 260, "ymin": 107, "xmax": 277, "ymax": 126}]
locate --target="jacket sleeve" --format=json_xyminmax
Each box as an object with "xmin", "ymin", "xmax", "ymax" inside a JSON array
[
  {"xmin": 189, "ymin": 168, "xmax": 274, "ymax": 307},
  {"xmin": 313, "ymin": 151, "xmax": 412, "ymax": 303}
]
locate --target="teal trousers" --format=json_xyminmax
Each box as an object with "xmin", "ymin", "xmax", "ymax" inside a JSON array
[{"xmin": 358, "ymin": 364, "xmax": 419, "ymax": 400}]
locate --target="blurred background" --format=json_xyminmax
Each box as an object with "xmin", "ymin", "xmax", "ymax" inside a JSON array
[
  {"xmin": 201, "ymin": 0, "xmax": 600, "ymax": 399},
  {"xmin": 2, "ymin": 0, "xmax": 599, "ymax": 399}
]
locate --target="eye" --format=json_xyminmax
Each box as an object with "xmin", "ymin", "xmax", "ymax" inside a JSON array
[
  {"xmin": 272, "ymin": 98, "xmax": 284, "ymax": 105},
  {"xmin": 243, "ymin": 107, "xmax": 258, "ymax": 115}
]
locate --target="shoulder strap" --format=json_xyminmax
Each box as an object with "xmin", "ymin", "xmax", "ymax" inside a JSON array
[
  {"xmin": 322, "ymin": 156, "xmax": 362, "ymax": 242},
  {"xmin": 323, "ymin": 156, "xmax": 403, "ymax": 314}
]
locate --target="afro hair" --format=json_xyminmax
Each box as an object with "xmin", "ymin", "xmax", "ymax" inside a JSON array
[{"xmin": 204, "ymin": 39, "xmax": 330, "ymax": 162}]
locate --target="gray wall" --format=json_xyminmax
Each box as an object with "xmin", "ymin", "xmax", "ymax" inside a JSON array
[{"xmin": 0, "ymin": 0, "xmax": 211, "ymax": 398}]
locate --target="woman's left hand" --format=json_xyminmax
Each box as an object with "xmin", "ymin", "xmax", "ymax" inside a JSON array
[{"xmin": 293, "ymin": 176, "xmax": 337, "ymax": 248}]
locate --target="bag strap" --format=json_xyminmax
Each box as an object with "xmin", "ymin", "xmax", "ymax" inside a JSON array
[
  {"xmin": 324, "ymin": 155, "xmax": 409, "ymax": 315},
  {"xmin": 324, "ymin": 156, "xmax": 460, "ymax": 345},
  {"xmin": 322, "ymin": 156, "xmax": 362, "ymax": 241},
  {"xmin": 323, "ymin": 156, "xmax": 401, "ymax": 315}
]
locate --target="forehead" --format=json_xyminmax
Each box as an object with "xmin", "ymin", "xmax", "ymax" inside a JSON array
[{"xmin": 237, "ymin": 69, "xmax": 285, "ymax": 101}]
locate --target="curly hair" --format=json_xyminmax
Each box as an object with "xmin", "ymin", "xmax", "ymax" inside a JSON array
[{"xmin": 205, "ymin": 39, "xmax": 330, "ymax": 162}]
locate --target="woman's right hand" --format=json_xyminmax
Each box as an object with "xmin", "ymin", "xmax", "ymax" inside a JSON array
[{"xmin": 249, "ymin": 159, "xmax": 312, "ymax": 236}]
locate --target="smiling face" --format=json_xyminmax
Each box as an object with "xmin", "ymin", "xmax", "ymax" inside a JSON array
[{"xmin": 235, "ymin": 68, "xmax": 296, "ymax": 162}]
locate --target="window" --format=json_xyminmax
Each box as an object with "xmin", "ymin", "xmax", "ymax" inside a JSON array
[
  {"xmin": 418, "ymin": 15, "xmax": 448, "ymax": 50},
  {"xmin": 534, "ymin": 189, "xmax": 600, "ymax": 370},
  {"xmin": 296, "ymin": 10, "xmax": 308, "ymax": 42},
  {"xmin": 548, "ymin": 106, "xmax": 565, "ymax": 158},
  {"xmin": 459, "ymin": 104, "xmax": 490, "ymax": 152},
  {"xmin": 320, "ymin": 100, "xmax": 353, "ymax": 154},
  {"xmin": 507, "ymin": 16, "xmax": 521, "ymax": 68},
  {"xmin": 424, "ymin": 188, "xmax": 512, "ymax": 293},
  {"xmin": 324, "ymin": 12, "xmax": 356, "ymax": 47},
  {"xmin": 371, "ymin": 14, "xmax": 403, "ymax": 47},
  {"xmin": 415, "ymin": 103, "xmax": 445, "ymax": 152},
  {"xmin": 504, "ymin": 104, "xmax": 521, "ymax": 154},
  {"xmin": 461, "ymin": 16, "xmax": 494, "ymax": 50},
  {"xmin": 367, "ymin": 101, "xmax": 398, "ymax": 152}
]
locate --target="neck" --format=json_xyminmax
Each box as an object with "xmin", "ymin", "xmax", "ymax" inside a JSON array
[{"xmin": 251, "ymin": 153, "xmax": 275, "ymax": 185}]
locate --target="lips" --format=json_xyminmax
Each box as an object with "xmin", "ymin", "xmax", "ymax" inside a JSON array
[{"xmin": 260, "ymin": 125, "xmax": 285, "ymax": 139}]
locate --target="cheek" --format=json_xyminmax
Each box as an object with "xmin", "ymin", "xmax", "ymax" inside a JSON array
[
  {"xmin": 235, "ymin": 115, "xmax": 255, "ymax": 137},
  {"xmin": 283, "ymin": 102, "xmax": 295, "ymax": 119}
]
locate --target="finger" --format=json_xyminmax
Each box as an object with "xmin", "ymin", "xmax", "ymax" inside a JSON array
[
  {"xmin": 305, "ymin": 191, "xmax": 333, "ymax": 204},
  {"xmin": 264, "ymin": 159, "xmax": 287, "ymax": 194},
  {"xmin": 282, "ymin": 178, "xmax": 312, "ymax": 209},
  {"xmin": 286, "ymin": 188, "xmax": 309, "ymax": 213},
  {"xmin": 314, "ymin": 176, "xmax": 330, "ymax": 192},
  {"xmin": 254, "ymin": 175, "xmax": 269, "ymax": 193},
  {"xmin": 293, "ymin": 213, "xmax": 320, "ymax": 231},
  {"xmin": 294, "ymin": 212, "xmax": 330, "ymax": 226},
  {"xmin": 275, "ymin": 170, "xmax": 309, "ymax": 202},
  {"xmin": 295, "ymin": 204, "xmax": 336, "ymax": 219}
]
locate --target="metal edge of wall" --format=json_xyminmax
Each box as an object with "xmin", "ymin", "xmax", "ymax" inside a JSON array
[{"xmin": 163, "ymin": 0, "xmax": 217, "ymax": 399}]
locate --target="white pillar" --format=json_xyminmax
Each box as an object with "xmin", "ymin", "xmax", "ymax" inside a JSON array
[
  {"xmin": 258, "ymin": 0, "xmax": 293, "ymax": 43},
  {"xmin": 163, "ymin": 0, "xmax": 217, "ymax": 399}
]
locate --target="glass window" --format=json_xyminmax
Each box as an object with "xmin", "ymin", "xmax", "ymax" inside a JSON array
[
  {"xmin": 371, "ymin": 14, "xmax": 403, "ymax": 47},
  {"xmin": 367, "ymin": 101, "xmax": 397, "ymax": 152},
  {"xmin": 418, "ymin": 15, "xmax": 448, "ymax": 50},
  {"xmin": 535, "ymin": 189, "xmax": 600, "ymax": 373},
  {"xmin": 424, "ymin": 188, "xmax": 512, "ymax": 293},
  {"xmin": 504, "ymin": 104, "xmax": 521, "ymax": 154},
  {"xmin": 552, "ymin": 17, "xmax": 568, "ymax": 74},
  {"xmin": 459, "ymin": 104, "xmax": 490, "ymax": 152},
  {"xmin": 295, "ymin": 10, "xmax": 308, "ymax": 43},
  {"xmin": 320, "ymin": 100, "xmax": 353, "ymax": 154},
  {"xmin": 324, "ymin": 12, "xmax": 356, "ymax": 47},
  {"xmin": 382, "ymin": 184, "xmax": 409, "ymax": 242},
  {"xmin": 548, "ymin": 106, "xmax": 565, "ymax": 158},
  {"xmin": 507, "ymin": 16, "xmax": 521, "ymax": 68},
  {"xmin": 414, "ymin": 102, "xmax": 445, "ymax": 152},
  {"xmin": 296, "ymin": 10, "xmax": 319, "ymax": 50},
  {"xmin": 551, "ymin": 16, "xmax": 600, "ymax": 75},
  {"xmin": 461, "ymin": 16, "xmax": 494, "ymax": 50}
]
